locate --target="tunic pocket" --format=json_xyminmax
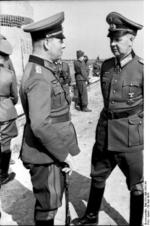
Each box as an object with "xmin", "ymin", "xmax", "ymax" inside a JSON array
[
  {"xmin": 52, "ymin": 82, "xmax": 64, "ymax": 107},
  {"xmin": 122, "ymin": 80, "xmax": 142, "ymax": 101},
  {"xmin": 128, "ymin": 116, "xmax": 143, "ymax": 146}
]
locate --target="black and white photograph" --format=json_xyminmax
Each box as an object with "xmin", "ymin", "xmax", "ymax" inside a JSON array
[{"xmin": 0, "ymin": 0, "xmax": 147, "ymax": 225}]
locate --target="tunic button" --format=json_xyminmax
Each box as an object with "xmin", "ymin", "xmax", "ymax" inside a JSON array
[
  {"xmin": 114, "ymin": 79, "xmax": 117, "ymax": 83},
  {"xmin": 111, "ymin": 101, "xmax": 115, "ymax": 104},
  {"xmin": 113, "ymin": 90, "xmax": 116, "ymax": 94},
  {"xmin": 139, "ymin": 121, "xmax": 142, "ymax": 125}
]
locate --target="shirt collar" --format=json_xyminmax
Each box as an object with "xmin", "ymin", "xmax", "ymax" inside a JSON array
[
  {"xmin": 115, "ymin": 51, "xmax": 135, "ymax": 68},
  {"xmin": 29, "ymin": 55, "xmax": 57, "ymax": 73}
]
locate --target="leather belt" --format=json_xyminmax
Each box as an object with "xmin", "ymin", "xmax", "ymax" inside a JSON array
[
  {"xmin": 106, "ymin": 105, "xmax": 143, "ymax": 120},
  {"xmin": 50, "ymin": 112, "xmax": 70, "ymax": 124}
]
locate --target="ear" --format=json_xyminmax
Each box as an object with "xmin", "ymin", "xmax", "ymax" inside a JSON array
[
  {"xmin": 43, "ymin": 39, "xmax": 50, "ymax": 51},
  {"xmin": 130, "ymin": 34, "xmax": 135, "ymax": 42}
]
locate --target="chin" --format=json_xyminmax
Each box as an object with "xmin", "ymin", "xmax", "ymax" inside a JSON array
[{"xmin": 113, "ymin": 53, "xmax": 120, "ymax": 57}]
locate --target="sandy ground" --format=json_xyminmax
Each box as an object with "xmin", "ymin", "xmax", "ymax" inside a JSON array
[{"xmin": 0, "ymin": 79, "xmax": 130, "ymax": 226}]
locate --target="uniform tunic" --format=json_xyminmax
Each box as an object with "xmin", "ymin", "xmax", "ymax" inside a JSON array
[
  {"xmin": 20, "ymin": 55, "xmax": 80, "ymax": 165},
  {"xmin": 91, "ymin": 52, "xmax": 144, "ymax": 190}
]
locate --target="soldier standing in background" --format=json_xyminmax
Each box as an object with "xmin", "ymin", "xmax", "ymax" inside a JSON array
[
  {"xmin": 93, "ymin": 56, "xmax": 101, "ymax": 77},
  {"xmin": 75, "ymin": 12, "xmax": 144, "ymax": 226},
  {"xmin": 0, "ymin": 37, "xmax": 18, "ymax": 185},
  {"xmin": 84, "ymin": 55, "xmax": 90, "ymax": 77},
  {"xmin": 19, "ymin": 12, "xmax": 80, "ymax": 226},
  {"xmin": 74, "ymin": 50, "xmax": 91, "ymax": 112},
  {"xmin": 55, "ymin": 59, "xmax": 72, "ymax": 95}
]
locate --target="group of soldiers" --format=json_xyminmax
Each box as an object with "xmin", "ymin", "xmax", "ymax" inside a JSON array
[{"xmin": 0, "ymin": 10, "xmax": 143, "ymax": 226}]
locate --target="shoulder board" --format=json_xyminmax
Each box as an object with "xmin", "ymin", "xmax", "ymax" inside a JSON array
[{"xmin": 138, "ymin": 58, "xmax": 144, "ymax": 65}]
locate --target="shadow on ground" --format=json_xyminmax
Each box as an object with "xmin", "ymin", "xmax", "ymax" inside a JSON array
[
  {"xmin": 1, "ymin": 177, "xmax": 35, "ymax": 225},
  {"xmin": 1, "ymin": 170, "xmax": 128, "ymax": 225},
  {"xmin": 69, "ymin": 171, "xmax": 128, "ymax": 225}
]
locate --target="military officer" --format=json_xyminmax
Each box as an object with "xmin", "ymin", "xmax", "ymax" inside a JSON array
[
  {"xmin": 75, "ymin": 12, "xmax": 143, "ymax": 226},
  {"xmin": 20, "ymin": 12, "xmax": 80, "ymax": 226},
  {"xmin": 93, "ymin": 56, "xmax": 101, "ymax": 77},
  {"xmin": 0, "ymin": 37, "xmax": 18, "ymax": 185},
  {"xmin": 74, "ymin": 50, "xmax": 92, "ymax": 112}
]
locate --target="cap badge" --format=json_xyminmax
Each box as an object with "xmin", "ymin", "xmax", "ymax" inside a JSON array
[{"xmin": 110, "ymin": 23, "xmax": 116, "ymax": 30}]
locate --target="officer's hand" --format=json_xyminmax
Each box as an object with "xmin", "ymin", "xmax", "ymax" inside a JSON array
[
  {"xmin": 61, "ymin": 166, "xmax": 72, "ymax": 175},
  {"xmin": 62, "ymin": 154, "xmax": 77, "ymax": 175},
  {"xmin": 61, "ymin": 155, "xmax": 72, "ymax": 175}
]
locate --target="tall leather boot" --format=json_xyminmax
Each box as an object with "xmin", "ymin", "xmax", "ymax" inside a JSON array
[
  {"xmin": 35, "ymin": 219, "xmax": 54, "ymax": 226},
  {"xmin": 129, "ymin": 192, "xmax": 144, "ymax": 226},
  {"xmin": 75, "ymin": 184, "xmax": 105, "ymax": 225},
  {"xmin": 0, "ymin": 151, "xmax": 11, "ymax": 185}
]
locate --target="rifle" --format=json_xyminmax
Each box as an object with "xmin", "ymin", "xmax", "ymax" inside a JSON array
[{"xmin": 64, "ymin": 172, "xmax": 71, "ymax": 226}]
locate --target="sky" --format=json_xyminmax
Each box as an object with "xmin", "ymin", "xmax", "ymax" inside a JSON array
[
  {"xmin": 0, "ymin": 0, "xmax": 144, "ymax": 59},
  {"xmin": 29, "ymin": 0, "xmax": 144, "ymax": 59}
]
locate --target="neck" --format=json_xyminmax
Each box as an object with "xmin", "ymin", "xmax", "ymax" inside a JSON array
[
  {"xmin": 32, "ymin": 51, "xmax": 53, "ymax": 63},
  {"xmin": 0, "ymin": 58, "xmax": 4, "ymax": 65},
  {"xmin": 117, "ymin": 50, "xmax": 132, "ymax": 61}
]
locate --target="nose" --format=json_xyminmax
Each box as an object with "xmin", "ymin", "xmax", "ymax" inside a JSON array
[{"xmin": 111, "ymin": 40, "xmax": 116, "ymax": 46}]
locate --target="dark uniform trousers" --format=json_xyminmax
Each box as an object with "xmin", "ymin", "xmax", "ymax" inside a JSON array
[
  {"xmin": 91, "ymin": 144, "xmax": 143, "ymax": 191},
  {"xmin": 76, "ymin": 80, "xmax": 88, "ymax": 109},
  {"xmin": 25, "ymin": 163, "xmax": 64, "ymax": 221},
  {"xmin": 20, "ymin": 55, "xmax": 80, "ymax": 222},
  {"xmin": 87, "ymin": 54, "xmax": 144, "ymax": 225}
]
